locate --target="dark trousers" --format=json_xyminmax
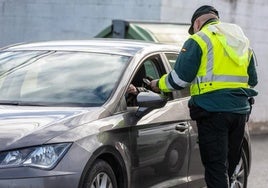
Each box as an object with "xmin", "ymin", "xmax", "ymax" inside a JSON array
[{"xmin": 196, "ymin": 112, "xmax": 247, "ymax": 188}]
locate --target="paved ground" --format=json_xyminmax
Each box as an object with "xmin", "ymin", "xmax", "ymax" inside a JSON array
[
  {"xmin": 247, "ymin": 122, "xmax": 268, "ymax": 188},
  {"xmin": 247, "ymin": 133, "xmax": 268, "ymax": 188}
]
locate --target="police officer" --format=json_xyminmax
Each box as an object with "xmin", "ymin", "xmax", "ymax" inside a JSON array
[{"xmin": 150, "ymin": 5, "xmax": 258, "ymax": 188}]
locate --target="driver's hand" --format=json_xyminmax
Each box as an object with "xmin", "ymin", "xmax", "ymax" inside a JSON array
[
  {"xmin": 150, "ymin": 79, "xmax": 160, "ymax": 93},
  {"xmin": 127, "ymin": 84, "xmax": 138, "ymax": 95}
]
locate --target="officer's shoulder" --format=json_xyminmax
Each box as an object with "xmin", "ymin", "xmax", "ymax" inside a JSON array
[
  {"xmin": 181, "ymin": 38, "xmax": 201, "ymax": 52},
  {"xmin": 183, "ymin": 38, "xmax": 199, "ymax": 46}
]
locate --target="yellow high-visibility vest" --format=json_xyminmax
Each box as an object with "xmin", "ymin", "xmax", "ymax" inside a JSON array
[{"xmin": 190, "ymin": 22, "xmax": 251, "ymax": 96}]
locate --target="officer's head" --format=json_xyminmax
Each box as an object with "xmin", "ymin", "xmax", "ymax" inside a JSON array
[{"xmin": 188, "ymin": 5, "xmax": 219, "ymax": 35}]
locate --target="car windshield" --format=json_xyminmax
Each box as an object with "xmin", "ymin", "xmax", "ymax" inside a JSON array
[{"xmin": 0, "ymin": 51, "xmax": 130, "ymax": 107}]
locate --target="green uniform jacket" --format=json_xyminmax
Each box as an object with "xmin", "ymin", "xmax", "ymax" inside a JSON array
[{"xmin": 165, "ymin": 25, "xmax": 258, "ymax": 114}]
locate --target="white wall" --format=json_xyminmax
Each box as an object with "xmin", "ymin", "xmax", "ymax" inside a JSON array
[
  {"xmin": 0, "ymin": 0, "xmax": 162, "ymax": 46},
  {"xmin": 0, "ymin": 0, "xmax": 267, "ymax": 123}
]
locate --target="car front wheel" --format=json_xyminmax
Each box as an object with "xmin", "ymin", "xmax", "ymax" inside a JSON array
[
  {"xmin": 230, "ymin": 150, "xmax": 248, "ymax": 188},
  {"xmin": 83, "ymin": 159, "xmax": 118, "ymax": 188}
]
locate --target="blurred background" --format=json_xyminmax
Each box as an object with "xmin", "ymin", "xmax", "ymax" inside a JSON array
[{"xmin": 0, "ymin": 0, "xmax": 267, "ymax": 132}]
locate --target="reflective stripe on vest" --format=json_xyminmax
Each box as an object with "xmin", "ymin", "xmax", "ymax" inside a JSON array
[
  {"xmin": 158, "ymin": 70, "xmax": 191, "ymax": 92},
  {"xmin": 190, "ymin": 29, "xmax": 249, "ymax": 96}
]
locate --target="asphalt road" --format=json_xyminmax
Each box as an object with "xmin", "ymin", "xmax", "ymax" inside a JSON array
[{"xmin": 247, "ymin": 133, "xmax": 268, "ymax": 188}]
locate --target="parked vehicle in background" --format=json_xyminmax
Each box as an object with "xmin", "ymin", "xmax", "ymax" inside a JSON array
[
  {"xmin": 95, "ymin": 19, "xmax": 190, "ymax": 48},
  {"xmin": 0, "ymin": 39, "xmax": 251, "ymax": 188}
]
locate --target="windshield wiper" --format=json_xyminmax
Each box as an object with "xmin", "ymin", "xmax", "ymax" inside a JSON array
[
  {"xmin": 0, "ymin": 100, "xmax": 20, "ymax": 105},
  {"xmin": 0, "ymin": 100, "xmax": 47, "ymax": 106},
  {"xmin": 0, "ymin": 100, "xmax": 102, "ymax": 107}
]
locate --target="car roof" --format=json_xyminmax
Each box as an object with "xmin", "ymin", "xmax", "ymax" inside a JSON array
[{"xmin": 2, "ymin": 38, "xmax": 179, "ymax": 56}]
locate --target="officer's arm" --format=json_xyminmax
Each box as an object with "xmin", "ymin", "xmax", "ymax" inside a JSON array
[{"xmin": 158, "ymin": 39, "xmax": 202, "ymax": 92}]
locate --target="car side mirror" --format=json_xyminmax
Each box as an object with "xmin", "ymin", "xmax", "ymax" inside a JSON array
[{"xmin": 136, "ymin": 90, "xmax": 167, "ymax": 117}]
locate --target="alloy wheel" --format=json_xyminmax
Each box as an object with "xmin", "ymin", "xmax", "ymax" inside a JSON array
[
  {"xmin": 230, "ymin": 150, "xmax": 248, "ymax": 188},
  {"xmin": 91, "ymin": 172, "xmax": 113, "ymax": 188}
]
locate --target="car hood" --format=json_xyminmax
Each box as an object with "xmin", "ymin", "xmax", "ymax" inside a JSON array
[{"xmin": 0, "ymin": 105, "xmax": 104, "ymax": 151}]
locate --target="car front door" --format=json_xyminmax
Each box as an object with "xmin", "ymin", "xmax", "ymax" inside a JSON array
[
  {"xmin": 164, "ymin": 52, "xmax": 206, "ymax": 187},
  {"xmin": 129, "ymin": 54, "xmax": 189, "ymax": 188}
]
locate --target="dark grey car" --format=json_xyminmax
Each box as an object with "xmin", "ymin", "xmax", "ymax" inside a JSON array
[{"xmin": 0, "ymin": 39, "xmax": 250, "ymax": 188}]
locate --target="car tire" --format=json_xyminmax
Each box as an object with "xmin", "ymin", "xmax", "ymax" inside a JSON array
[
  {"xmin": 230, "ymin": 149, "xmax": 248, "ymax": 188},
  {"xmin": 83, "ymin": 159, "xmax": 118, "ymax": 188}
]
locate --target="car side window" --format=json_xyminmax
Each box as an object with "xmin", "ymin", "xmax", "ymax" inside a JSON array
[
  {"xmin": 126, "ymin": 54, "xmax": 172, "ymax": 107},
  {"xmin": 165, "ymin": 53, "xmax": 178, "ymax": 69},
  {"xmin": 164, "ymin": 53, "xmax": 190, "ymax": 98},
  {"xmin": 143, "ymin": 59, "xmax": 160, "ymax": 80}
]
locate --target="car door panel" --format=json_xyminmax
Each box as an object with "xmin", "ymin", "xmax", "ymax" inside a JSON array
[
  {"xmin": 187, "ymin": 120, "xmax": 206, "ymax": 187},
  {"xmin": 131, "ymin": 98, "xmax": 190, "ymax": 188}
]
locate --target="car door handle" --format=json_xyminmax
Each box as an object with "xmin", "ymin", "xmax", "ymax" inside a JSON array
[{"xmin": 175, "ymin": 123, "xmax": 188, "ymax": 132}]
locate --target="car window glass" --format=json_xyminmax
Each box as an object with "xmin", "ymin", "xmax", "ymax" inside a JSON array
[
  {"xmin": 165, "ymin": 53, "xmax": 178, "ymax": 68},
  {"xmin": 143, "ymin": 60, "xmax": 160, "ymax": 79},
  {"xmin": 0, "ymin": 51, "xmax": 130, "ymax": 107},
  {"xmin": 164, "ymin": 53, "xmax": 190, "ymax": 98},
  {"xmin": 126, "ymin": 55, "xmax": 173, "ymax": 107},
  {"xmin": 0, "ymin": 51, "xmax": 48, "ymax": 90}
]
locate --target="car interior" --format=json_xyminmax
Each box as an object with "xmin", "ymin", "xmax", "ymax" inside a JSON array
[{"xmin": 126, "ymin": 55, "xmax": 173, "ymax": 107}]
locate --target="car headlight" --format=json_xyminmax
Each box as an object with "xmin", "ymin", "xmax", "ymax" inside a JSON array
[{"xmin": 0, "ymin": 143, "xmax": 71, "ymax": 169}]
